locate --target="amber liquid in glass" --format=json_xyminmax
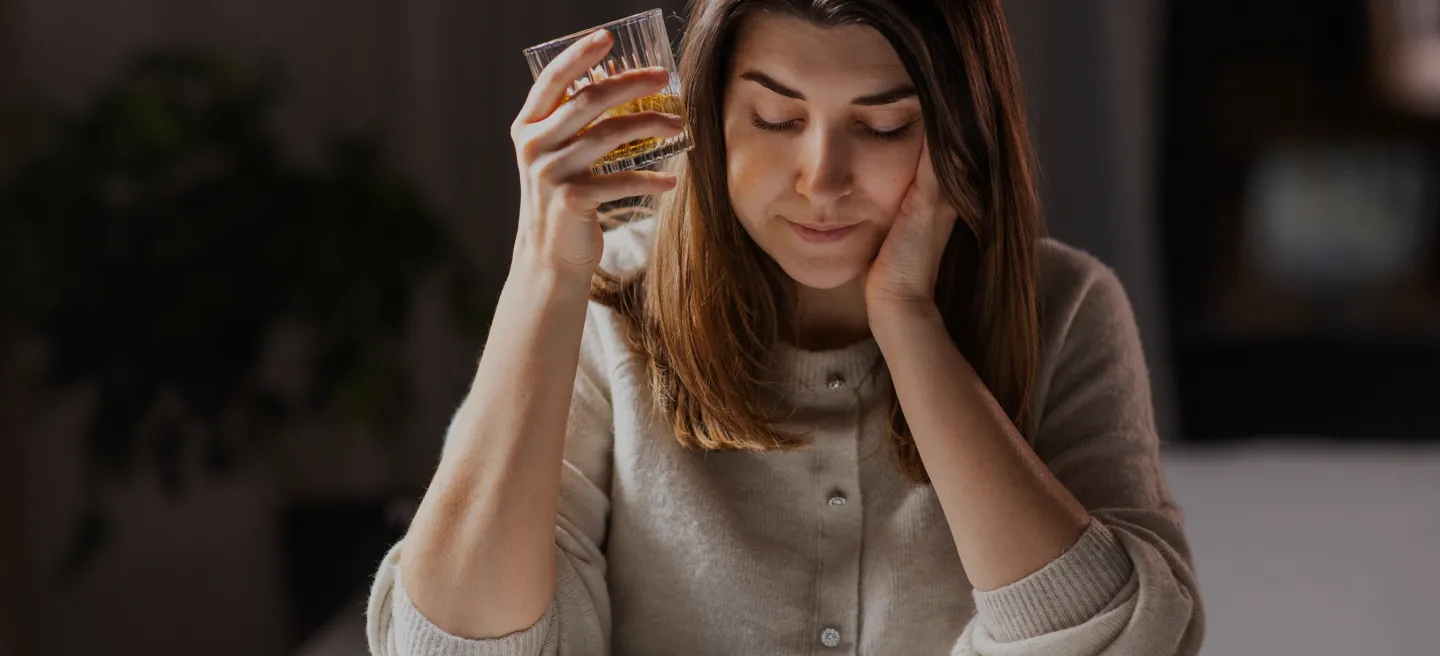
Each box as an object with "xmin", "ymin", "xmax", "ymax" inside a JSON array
[{"xmin": 565, "ymin": 91, "xmax": 687, "ymax": 167}]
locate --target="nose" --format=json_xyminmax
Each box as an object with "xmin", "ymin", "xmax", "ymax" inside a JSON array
[{"xmin": 795, "ymin": 128, "xmax": 853, "ymax": 210}]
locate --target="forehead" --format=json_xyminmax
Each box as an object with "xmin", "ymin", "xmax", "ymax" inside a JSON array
[{"xmin": 730, "ymin": 14, "xmax": 909, "ymax": 86}]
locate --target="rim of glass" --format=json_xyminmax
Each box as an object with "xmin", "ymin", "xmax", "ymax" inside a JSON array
[{"xmin": 522, "ymin": 8, "xmax": 665, "ymax": 56}]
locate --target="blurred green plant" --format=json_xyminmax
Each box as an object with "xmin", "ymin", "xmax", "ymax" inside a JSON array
[{"xmin": 0, "ymin": 49, "xmax": 488, "ymax": 581}]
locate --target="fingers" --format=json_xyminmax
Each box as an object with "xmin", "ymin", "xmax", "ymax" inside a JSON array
[
  {"xmin": 898, "ymin": 139, "xmax": 934, "ymax": 219},
  {"xmin": 542, "ymin": 67, "xmax": 672, "ymax": 144},
  {"xmin": 918, "ymin": 140, "xmax": 959, "ymax": 244},
  {"xmin": 516, "ymin": 29, "xmax": 614, "ymax": 126},
  {"xmin": 555, "ymin": 170, "xmax": 679, "ymax": 212},
  {"xmin": 914, "ymin": 138, "xmax": 937, "ymax": 198},
  {"xmin": 547, "ymin": 110, "xmax": 685, "ymax": 178},
  {"xmin": 914, "ymin": 138, "xmax": 957, "ymax": 221},
  {"xmin": 512, "ymin": 28, "xmax": 678, "ymax": 172}
]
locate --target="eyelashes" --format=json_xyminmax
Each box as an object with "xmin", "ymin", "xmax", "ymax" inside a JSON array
[
  {"xmin": 749, "ymin": 114, "xmax": 802, "ymax": 134},
  {"xmin": 748, "ymin": 114, "xmax": 917, "ymax": 141}
]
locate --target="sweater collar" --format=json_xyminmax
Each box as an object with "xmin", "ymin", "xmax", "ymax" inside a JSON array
[{"xmin": 771, "ymin": 337, "xmax": 889, "ymax": 405}]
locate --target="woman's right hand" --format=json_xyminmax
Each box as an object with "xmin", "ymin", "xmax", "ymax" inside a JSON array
[{"xmin": 510, "ymin": 28, "xmax": 684, "ymax": 284}]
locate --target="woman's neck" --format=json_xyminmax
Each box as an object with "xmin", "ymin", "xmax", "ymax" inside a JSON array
[{"xmin": 787, "ymin": 276, "xmax": 871, "ymax": 351}]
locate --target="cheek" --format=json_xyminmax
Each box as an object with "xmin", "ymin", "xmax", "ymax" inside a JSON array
[
  {"xmin": 859, "ymin": 148, "xmax": 922, "ymax": 227},
  {"xmin": 725, "ymin": 134, "xmax": 789, "ymax": 228},
  {"xmin": 717, "ymin": 130, "xmax": 923, "ymax": 289},
  {"xmin": 727, "ymin": 137, "xmax": 918, "ymax": 219}
]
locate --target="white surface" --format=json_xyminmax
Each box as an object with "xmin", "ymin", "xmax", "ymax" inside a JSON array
[
  {"xmin": 295, "ymin": 442, "xmax": 1440, "ymax": 656},
  {"xmin": 1163, "ymin": 441, "xmax": 1440, "ymax": 656}
]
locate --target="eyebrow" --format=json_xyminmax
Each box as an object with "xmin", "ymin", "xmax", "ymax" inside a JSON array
[{"xmin": 738, "ymin": 69, "xmax": 917, "ymax": 106}]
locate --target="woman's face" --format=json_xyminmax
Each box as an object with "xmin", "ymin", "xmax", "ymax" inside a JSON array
[{"xmin": 723, "ymin": 14, "xmax": 925, "ymax": 291}]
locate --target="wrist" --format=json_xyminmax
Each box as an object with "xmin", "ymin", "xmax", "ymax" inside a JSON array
[
  {"xmin": 507, "ymin": 252, "xmax": 595, "ymax": 302},
  {"xmin": 867, "ymin": 296, "xmax": 941, "ymax": 326},
  {"xmin": 868, "ymin": 298, "xmax": 944, "ymax": 343},
  {"xmin": 506, "ymin": 254, "xmax": 596, "ymax": 310}
]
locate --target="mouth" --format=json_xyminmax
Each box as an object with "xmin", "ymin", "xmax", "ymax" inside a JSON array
[{"xmin": 786, "ymin": 219, "xmax": 861, "ymax": 244}]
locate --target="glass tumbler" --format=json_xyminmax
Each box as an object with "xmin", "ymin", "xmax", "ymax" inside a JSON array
[{"xmin": 522, "ymin": 8, "xmax": 693, "ymax": 175}]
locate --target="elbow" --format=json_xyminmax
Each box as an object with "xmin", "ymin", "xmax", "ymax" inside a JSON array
[
  {"xmin": 1096, "ymin": 529, "xmax": 1205, "ymax": 656},
  {"xmin": 962, "ymin": 520, "xmax": 1205, "ymax": 655}
]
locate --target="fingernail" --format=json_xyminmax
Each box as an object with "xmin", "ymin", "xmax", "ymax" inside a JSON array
[{"xmin": 590, "ymin": 30, "xmax": 610, "ymax": 44}]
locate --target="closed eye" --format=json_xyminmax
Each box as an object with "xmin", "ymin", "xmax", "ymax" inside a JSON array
[
  {"xmin": 749, "ymin": 114, "xmax": 800, "ymax": 132},
  {"xmin": 748, "ymin": 114, "xmax": 917, "ymax": 141}
]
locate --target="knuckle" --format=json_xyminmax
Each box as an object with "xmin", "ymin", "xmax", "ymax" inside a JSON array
[
  {"xmin": 582, "ymin": 115, "xmax": 620, "ymax": 141},
  {"xmin": 568, "ymin": 85, "xmax": 599, "ymax": 113},
  {"xmin": 533, "ymin": 155, "xmax": 565, "ymax": 181},
  {"xmin": 557, "ymin": 182, "xmax": 589, "ymax": 208},
  {"xmin": 517, "ymin": 135, "xmax": 546, "ymax": 162},
  {"xmin": 536, "ymin": 68, "xmax": 565, "ymax": 95}
]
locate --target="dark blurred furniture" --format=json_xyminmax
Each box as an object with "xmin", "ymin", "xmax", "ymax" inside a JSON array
[{"xmin": 1160, "ymin": 0, "xmax": 1440, "ymax": 442}]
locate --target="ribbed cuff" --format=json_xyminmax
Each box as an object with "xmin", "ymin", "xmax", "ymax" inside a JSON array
[
  {"xmin": 392, "ymin": 567, "xmax": 552, "ymax": 656},
  {"xmin": 972, "ymin": 519, "xmax": 1134, "ymax": 643}
]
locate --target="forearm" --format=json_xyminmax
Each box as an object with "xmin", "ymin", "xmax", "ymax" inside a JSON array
[
  {"xmin": 870, "ymin": 302, "xmax": 1089, "ymax": 592},
  {"xmin": 400, "ymin": 262, "xmax": 592, "ymax": 639}
]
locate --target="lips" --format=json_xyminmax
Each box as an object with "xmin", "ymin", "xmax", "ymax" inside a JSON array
[{"xmin": 786, "ymin": 219, "xmax": 861, "ymax": 244}]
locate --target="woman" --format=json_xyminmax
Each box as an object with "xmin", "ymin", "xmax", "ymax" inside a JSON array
[{"xmin": 367, "ymin": 0, "xmax": 1204, "ymax": 654}]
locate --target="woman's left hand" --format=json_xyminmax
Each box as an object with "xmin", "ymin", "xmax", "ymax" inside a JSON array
[{"xmin": 864, "ymin": 138, "xmax": 959, "ymax": 315}]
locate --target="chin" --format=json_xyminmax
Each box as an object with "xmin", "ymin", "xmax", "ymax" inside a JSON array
[{"xmin": 773, "ymin": 257, "xmax": 866, "ymax": 291}]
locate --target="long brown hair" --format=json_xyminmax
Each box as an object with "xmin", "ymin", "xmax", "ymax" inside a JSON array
[{"xmin": 593, "ymin": 0, "xmax": 1042, "ymax": 485}]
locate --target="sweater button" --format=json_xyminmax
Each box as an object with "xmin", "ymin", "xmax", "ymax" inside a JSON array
[
  {"xmin": 820, "ymin": 627, "xmax": 842, "ymax": 647},
  {"xmin": 825, "ymin": 373, "xmax": 846, "ymax": 390}
]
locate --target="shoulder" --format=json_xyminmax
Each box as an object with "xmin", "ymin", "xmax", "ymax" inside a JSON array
[
  {"xmin": 1029, "ymin": 237, "xmax": 1151, "ymax": 435},
  {"xmin": 1035, "ymin": 237, "xmax": 1138, "ymax": 348},
  {"xmin": 598, "ymin": 213, "xmax": 658, "ymax": 278}
]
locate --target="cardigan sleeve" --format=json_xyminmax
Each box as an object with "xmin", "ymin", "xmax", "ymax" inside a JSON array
[
  {"xmin": 364, "ymin": 306, "xmax": 618, "ymax": 656},
  {"xmin": 952, "ymin": 251, "xmax": 1204, "ymax": 656}
]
